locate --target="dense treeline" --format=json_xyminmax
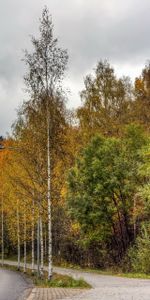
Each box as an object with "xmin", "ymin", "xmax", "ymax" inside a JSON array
[{"xmin": 1, "ymin": 7, "xmax": 150, "ymax": 276}]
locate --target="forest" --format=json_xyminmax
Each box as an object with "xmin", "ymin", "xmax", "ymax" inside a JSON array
[{"xmin": 1, "ymin": 7, "xmax": 150, "ymax": 278}]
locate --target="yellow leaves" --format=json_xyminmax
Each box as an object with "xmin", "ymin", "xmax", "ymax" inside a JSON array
[
  {"xmin": 0, "ymin": 139, "xmax": 12, "ymax": 166},
  {"xmin": 70, "ymin": 222, "xmax": 81, "ymax": 235},
  {"xmin": 135, "ymin": 77, "xmax": 145, "ymax": 92},
  {"xmin": 61, "ymin": 186, "xmax": 67, "ymax": 199}
]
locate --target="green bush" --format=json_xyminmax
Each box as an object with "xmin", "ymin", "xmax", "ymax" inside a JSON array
[{"xmin": 129, "ymin": 223, "xmax": 150, "ymax": 274}]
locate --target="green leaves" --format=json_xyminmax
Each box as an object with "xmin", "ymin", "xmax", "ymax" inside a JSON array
[{"xmin": 67, "ymin": 125, "xmax": 147, "ymax": 264}]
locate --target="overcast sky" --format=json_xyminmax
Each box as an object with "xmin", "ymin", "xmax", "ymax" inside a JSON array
[{"xmin": 0, "ymin": 0, "xmax": 150, "ymax": 135}]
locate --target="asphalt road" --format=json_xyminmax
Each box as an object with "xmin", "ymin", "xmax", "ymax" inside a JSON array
[{"xmin": 0, "ymin": 269, "xmax": 30, "ymax": 300}]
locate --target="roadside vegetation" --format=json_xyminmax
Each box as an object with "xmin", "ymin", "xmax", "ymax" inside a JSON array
[
  {"xmin": 1, "ymin": 6, "xmax": 150, "ymax": 279},
  {"xmin": 33, "ymin": 273, "xmax": 90, "ymax": 288},
  {"xmin": 1, "ymin": 264, "xmax": 90, "ymax": 288}
]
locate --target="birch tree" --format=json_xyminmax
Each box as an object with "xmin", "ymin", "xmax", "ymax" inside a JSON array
[
  {"xmin": 17, "ymin": 199, "xmax": 20, "ymax": 270},
  {"xmin": 1, "ymin": 192, "xmax": 4, "ymax": 266},
  {"xmin": 23, "ymin": 7, "xmax": 68, "ymax": 279}
]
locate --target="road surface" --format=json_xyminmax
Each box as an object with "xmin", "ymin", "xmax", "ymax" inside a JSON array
[
  {"xmin": 4, "ymin": 261, "xmax": 150, "ymax": 300},
  {"xmin": 54, "ymin": 267, "xmax": 150, "ymax": 300},
  {"xmin": 0, "ymin": 269, "xmax": 31, "ymax": 300}
]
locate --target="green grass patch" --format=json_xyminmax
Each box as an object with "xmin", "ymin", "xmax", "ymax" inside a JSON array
[
  {"xmin": 33, "ymin": 272, "xmax": 91, "ymax": 288},
  {"xmin": 0, "ymin": 263, "xmax": 90, "ymax": 288},
  {"xmin": 79, "ymin": 268, "xmax": 150, "ymax": 279},
  {"xmin": 117, "ymin": 272, "xmax": 150, "ymax": 279}
]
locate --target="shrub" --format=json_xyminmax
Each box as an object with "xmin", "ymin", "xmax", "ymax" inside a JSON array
[{"xmin": 129, "ymin": 223, "xmax": 150, "ymax": 274}]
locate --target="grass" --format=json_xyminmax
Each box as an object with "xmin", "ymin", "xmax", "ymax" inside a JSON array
[
  {"xmin": 82, "ymin": 268, "xmax": 150, "ymax": 279},
  {"xmin": 116, "ymin": 272, "xmax": 150, "ymax": 279},
  {"xmin": 78, "ymin": 267, "xmax": 150, "ymax": 279},
  {"xmin": 0, "ymin": 263, "xmax": 91, "ymax": 288},
  {"xmin": 33, "ymin": 272, "xmax": 91, "ymax": 288}
]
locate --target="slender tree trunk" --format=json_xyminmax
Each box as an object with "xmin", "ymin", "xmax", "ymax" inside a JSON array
[
  {"xmin": 119, "ymin": 188, "xmax": 130, "ymax": 244},
  {"xmin": 112, "ymin": 223, "xmax": 122, "ymax": 260},
  {"xmin": 47, "ymin": 109, "xmax": 52, "ymax": 280},
  {"xmin": 40, "ymin": 216, "xmax": 44, "ymax": 277},
  {"xmin": 44, "ymin": 226, "xmax": 47, "ymax": 259},
  {"xmin": 1, "ymin": 194, "xmax": 4, "ymax": 266},
  {"xmin": 31, "ymin": 198, "xmax": 35, "ymax": 275},
  {"xmin": 17, "ymin": 200, "xmax": 20, "ymax": 271},
  {"xmin": 37, "ymin": 217, "xmax": 40, "ymax": 277},
  {"xmin": 113, "ymin": 195, "xmax": 126, "ymax": 252},
  {"xmin": 24, "ymin": 213, "xmax": 27, "ymax": 273}
]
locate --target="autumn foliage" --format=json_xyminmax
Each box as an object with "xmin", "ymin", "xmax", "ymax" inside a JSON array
[{"xmin": 1, "ymin": 8, "xmax": 150, "ymax": 274}]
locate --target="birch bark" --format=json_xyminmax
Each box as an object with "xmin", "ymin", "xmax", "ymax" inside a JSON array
[
  {"xmin": 23, "ymin": 212, "xmax": 27, "ymax": 273},
  {"xmin": 31, "ymin": 198, "xmax": 35, "ymax": 274},
  {"xmin": 1, "ymin": 193, "xmax": 4, "ymax": 266},
  {"xmin": 17, "ymin": 199, "xmax": 20, "ymax": 271},
  {"xmin": 47, "ymin": 111, "xmax": 52, "ymax": 280},
  {"xmin": 40, "ymin": 216, "xmax": 44, "ymax": 277},
  {"xmin": 37, "ymin": 217, "xmax": 40, "ymax": 277}
]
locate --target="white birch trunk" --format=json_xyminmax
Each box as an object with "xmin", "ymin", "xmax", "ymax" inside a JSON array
[
  {"xmin": 47, "ymin": 111, "xmax": 52, "ymax": 280},
  {"xmin": 40, "ymin": 216, "xmax": 44, "ymax": 277},
  {"xmin": 1, "ymin": 194, "xmax": 4, "ymax": 266},
  {"xmin": 31, "ymin": 198, "xmax": 35, "ymax": 274},
  {"xmin": 37, "ymin": 217, "xmax": 40, "ymax": 277},
  {"xmin": 17, "ymin": 200, "xmax": 20, "ymax": 271},
  {"xmin": 24, "ymin": 213, "xmax": 27, "ymax": 273},
  {"xmin": 44, "ymin": 227, "xmax": 47, "ymax": 259}
]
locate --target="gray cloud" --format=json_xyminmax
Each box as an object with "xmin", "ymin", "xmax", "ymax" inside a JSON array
[{"xmin": 0, "ymin": 0, "xmax": 150, "ymax": 134}]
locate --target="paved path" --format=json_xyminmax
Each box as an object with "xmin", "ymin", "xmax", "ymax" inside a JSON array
[
  {"xmin": 3, "ymin": 261, "xmax": 150, "ymax": 300},
  {"xmin": 0, "ymin": 269, "xmax": 31, "ymax": 300},
  {"xmin": 27, "ymin": 288, "xmax": 84, "ymax": 300}
]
